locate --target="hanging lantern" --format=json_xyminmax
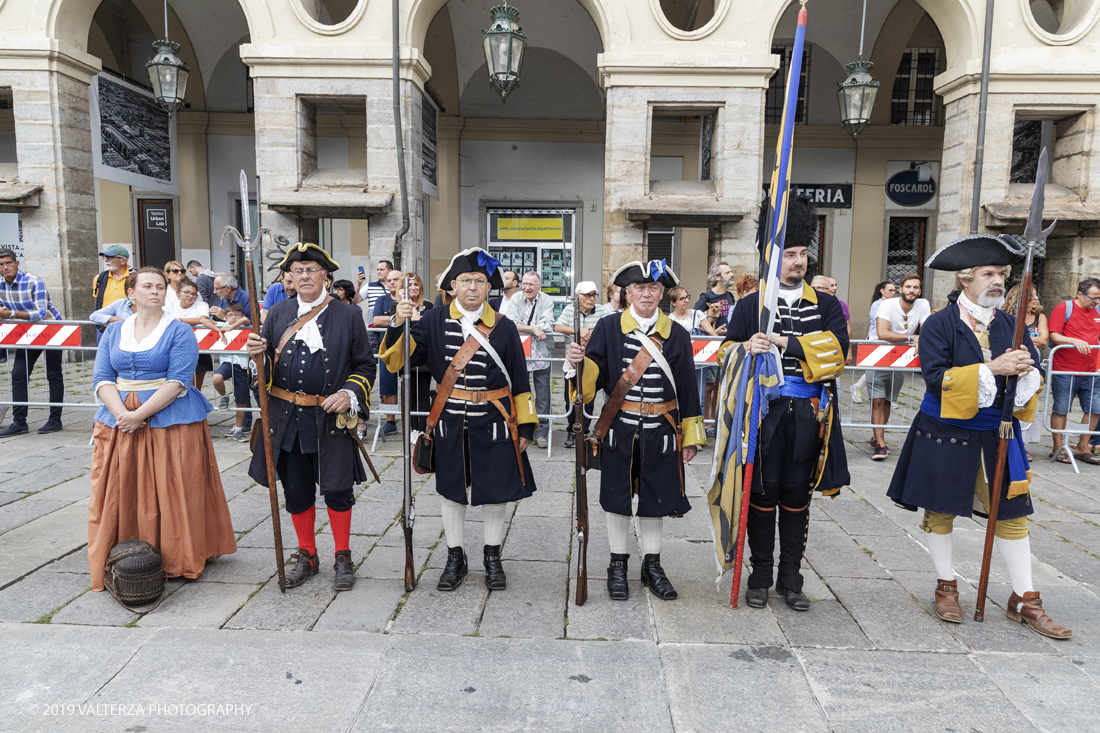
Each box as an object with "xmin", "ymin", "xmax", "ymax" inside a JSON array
[
  {"xmin": 146, "ymin": 39, "xmax": 190, "ymax": 115},
  {"xmin": 837, "ymin": 59, "xmax": 879, "ymax": 138},
  {"xmin": 482, "ymin": 3, "xmax": 527, "ymax": 99}
]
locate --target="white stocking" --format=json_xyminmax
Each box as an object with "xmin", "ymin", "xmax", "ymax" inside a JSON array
[
  {"xmin": 482, "ymin": 503, "xmax": 508, "ymax": 547},
  {"xmin": 995, "ymin": 536, "xmax": 1034, "ymax": 597},
  {"xmin": 636, "ymin": 517, "xmax": 663, "ymax": 556},
  {"xmin": 606, "ymin": 513, "xmax": 632, "ymax": 555},
  {"xmin": 926, "ymin": 532, "xmax": 954, "ymax": 580},
  {"xmin": 441, "ymin": 497, "xmax": 467, "ymax": 549}
]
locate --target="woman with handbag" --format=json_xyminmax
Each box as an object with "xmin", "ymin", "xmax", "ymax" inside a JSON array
[{"xmin": 88, "ymin": 267, "xmax": 236, "ymax": 591}]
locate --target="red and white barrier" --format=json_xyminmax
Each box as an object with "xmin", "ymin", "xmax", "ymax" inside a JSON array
[
  {"xmin": 0, "ymin": 323, "xmax": 81, "ymax": 347},
  {"xmin": 855, "ymin": 343, "xmax": 921, "ymax": 369},
  {"xmin": 691, "ymin": 338, "xmax": 722, "ymax": 364},
  {"xmin": 192, "ymin": 328, "xmax": 252, "ymax": 353}
]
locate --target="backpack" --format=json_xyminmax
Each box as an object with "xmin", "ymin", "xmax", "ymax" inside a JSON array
[{"xmin": 1050, "ymin": 299, "xmax": 1099, "ymax": 347}]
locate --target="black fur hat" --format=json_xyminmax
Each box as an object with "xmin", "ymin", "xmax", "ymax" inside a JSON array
[{"xmin": 756, "ymin": 193, "xmax": 818, "ymax": 250}]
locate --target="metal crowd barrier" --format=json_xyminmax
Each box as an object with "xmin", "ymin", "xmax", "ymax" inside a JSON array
[
  {"xmin": 1043, "ymin": 344, "xmax": 1100, "ymax": 475},
  {"xmin": 838, "ymin": 339, "xmax": 925, "ymax": 433}
]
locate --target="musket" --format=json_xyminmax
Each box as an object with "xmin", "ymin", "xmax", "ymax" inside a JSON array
[
  {"xmin": 573, "ymin": 291, "xmax": 589, "ymax": 606},
  {"xmin": 974, "ymin": 148, "xmax": 1056, "ymax": 621},
  {"xmin": 400, "ymin": 276, "xmax": 416, "ymax": 592},
  {"xmin": 221, "ymin": 170, "xmax": 286, "ymax": 593}
]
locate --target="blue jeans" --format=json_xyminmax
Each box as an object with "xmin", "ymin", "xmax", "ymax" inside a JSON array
[{"xmin": 214, "ymin": 361, "xmax": 254, "ymax": 429}]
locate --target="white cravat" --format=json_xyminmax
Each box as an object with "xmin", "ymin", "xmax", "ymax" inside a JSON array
[
  {"xmin": 957, "ymin": 292, "xmax": 1041, "ymax": 408},
  {"xmin": 630, "ymin": 305, "xmax": 658, "ymax": 334},
  {"xmin": 454, "ymin": 300, "xmax": 485, "ymax": 338},
  {"xmin": 294, "ymin": 291, "xmax": 328, "ymax": 353},
  {"xmin": 957, "ymin": 290, "xmax": 995, "ymax": 329}
]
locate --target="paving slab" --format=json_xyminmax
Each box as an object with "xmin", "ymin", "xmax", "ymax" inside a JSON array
[
  {"xmin": 825, "ymin": 577, "xmax": 962, "ymax": 652},
  {"xmin": 479, "ymin": 560, "xmax": 568, "ymax": 639},
  {"xmin": 0, "ymin": 624, "xmax": 158, "ymax": 732},
  {"xmin": 77, "ymin": 628, "xmax": 389, "ymax": 731},
  {"xmin": 662, "ymin": 643, "xmax": 829, "ymax": 732},
  {"xmin": 502, "ymin": 515, "xmax": 572, "ymax": 562},
  {"xmin": 224, "ymin": 576, "xmax": 336, "ymax": 631},
  {"xmin": 376, "ymin": 514, "xmax": 443, "ymax": 547},
  {"xmin": 974, "ymin": 652, "xmax": 1100, "ymax": 731},
  {"xmin": 390, "ymin": 570, "xmax": 489, "ymax": 636},
  {"xmin": 23, "ymin": 474, "xmax": 90, "ymax": 503},
  {"xmin": 858, "ymin": 534, "xmax": 936, "ymax": 572},
  {"xmin": 797, "ymin": 648, "xmax": 1033, "ymax": 732},
  {"xmin": 815, "ymin": 490, "xmax": 908, "ymax": 536},
  {"xmin": 513, "ymin": 489, "xmax": 575, "ymax": 518},
  {"xmin": 37, "ymin": 549, "xmax": 90, "ymax": 575},
  {"xmin": 50, "ymin": 586, "xmax": 151, "ymax": 627},
  {"xmin": 225, "ymin": 492, "xmax": 277, "ymax": 533},
  {"xmin": 195, "ymin": 547, "xmax": 282, "ymax": 585},
  {"xmin": 0, "ymin": 499, "xmax": 70, "ymax": 535},
  {"xmin": 138, "ymin": 581, "xmax": 260, "ymax": 629},
  {"xmin": 354, "ymin": 635, "xmax": 673, "ymax": 733},
  {"xmin": 0, "ymin": 571, "xmax": 90, "ymax": 623},
  {"xmin": 803, "ymin": 519, "xmax": 892, "ymax": 580},
  {"xmin": 356, "ymin": 544, "xmax": 431, "ymax": 580},
  {"xmin": 313, "ymin": 578, "xmax": 406, "ymax": 633},
  {"xmin": 0, "ymin": 501, "xmax": 91, "ymax": 587},
  {"xmin": 565, "ymin": 578, "xmax": 653, "ymax": 641},
  {"xmin": 772, "ymin": 599, "xmax": 874, "ymax": 650},
  {"xmin": 1026, "ymin": 522, "xmax": 1100, "ymax": 587},
  {"xmin": 0, "ymin": 491, "xmax": 23, "ymax": 506}
]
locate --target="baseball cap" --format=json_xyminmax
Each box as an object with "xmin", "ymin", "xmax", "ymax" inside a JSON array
[
  {"xmin": 575, "ymin": 281, "xmax": 599, "ymax": 295},
  {"xmin": 99, "ymin": 244, "xmax": 129, "ymax": 259}
]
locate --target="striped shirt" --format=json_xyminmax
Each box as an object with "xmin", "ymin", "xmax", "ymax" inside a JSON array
[
  {"xmin": 775, "ymin": 288, "xmax": 825, "ymax": 379},
  {"xmin": 0, "ymin": 269, "xmax": 62, "ymax": 321}
]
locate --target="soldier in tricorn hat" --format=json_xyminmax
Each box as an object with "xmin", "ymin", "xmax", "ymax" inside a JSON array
[
  {"xmin": 565, "ymin": 259, "xmax": 705, "ymax": 602},
  {"xmin": 246, "ymin": 243, "xmax": 377, "ymax": 591},
  {"xmin": 887, "ymin": 234, "xmax": 1071, "ymax": 639}
]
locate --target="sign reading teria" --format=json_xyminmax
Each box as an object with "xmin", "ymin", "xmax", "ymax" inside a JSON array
[
  {"xmin": 764, "ymin": 183, "xmax": 852, "ymax": 209},
  {"xmin": 886, "ymin": 169, "xmax": 937, "ymax": 207}
]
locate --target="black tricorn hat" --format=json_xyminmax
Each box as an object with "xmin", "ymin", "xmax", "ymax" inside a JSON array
[
  {"xmin": 277, "ymin": 242, "xmax": 340, "ymax": 273},
  {"xmin": 611, "ymin": 259, "xmax": 679, "ymax": 288},
  {"xmin": 925, "ymin": 233, "xmax": 1022, "ymax": 271},
  {"xmin": 440, "ymin": 247, "xmax": 505, "ymax": 290}
]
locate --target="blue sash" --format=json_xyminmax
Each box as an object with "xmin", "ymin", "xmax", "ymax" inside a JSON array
[
  {"xmin": 919, "ymin": 393, "xmax": 1030, "ymax": 492},
  {"xmin": 780, "ymin": 374, "xmax": 830, "ymax": 411}
]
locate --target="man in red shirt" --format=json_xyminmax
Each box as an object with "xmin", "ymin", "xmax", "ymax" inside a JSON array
[{"xmin": 1049, "ymin": 277, "xmax": 1100, "ymax": 463}]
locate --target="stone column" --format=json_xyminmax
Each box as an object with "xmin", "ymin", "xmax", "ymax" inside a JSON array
[
  {"xmin": 252, "ymin": 76, "xmax": 311, "ymax": 265},
  {"xmin": 1, "ymin": 68, "xmax": 98, "ymax": 320}
]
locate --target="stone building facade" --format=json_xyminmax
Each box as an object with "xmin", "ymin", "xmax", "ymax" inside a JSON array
[{"xmin": 0, "ymin": 0, "xmax": 1097, "ymax": 336}]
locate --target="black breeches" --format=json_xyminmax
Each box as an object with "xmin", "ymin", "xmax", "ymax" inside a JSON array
[{"xmin": 276, "ymin": 441, "xmax": 355, "ymax": 514}]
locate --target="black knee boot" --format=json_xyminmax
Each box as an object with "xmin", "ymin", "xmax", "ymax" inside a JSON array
[
  {"xmin": 607, "ymin": 554, "xmax": 629, "ymax": 600},
  {"xmin": 746, "ymin": 502, "xmax": 776, "ymax": 589},
  {"xmin": 777, "ymin": 499, "xmax": 810, "ymax": 609}
]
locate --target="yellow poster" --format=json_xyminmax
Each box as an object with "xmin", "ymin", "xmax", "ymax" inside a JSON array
[{"xmin": 496, "ymin": 217, "xmax": 563, "ymax": 241}]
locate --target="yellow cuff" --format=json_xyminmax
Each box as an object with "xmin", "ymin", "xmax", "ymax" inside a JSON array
[
  {"xmin": 682, "ymin": 415, "xmax": 706, "ymax": 448},
  {"xmin": 1013, "ymin": 389, "xmax": 1041, "ymax": 423},
  {"xmin": 716, "ymin": 341, "xmax": 736, "ymax": 366},
  {"xmin": 567, "ymin": 356, "xmax": 599, "ymax": 404},
  {"xmin": 940, "ymin": 364, "xmax": 981, "ymax": 420},
  {"xmin": 514, "ymin": 391, "xmax": 537, "ymax": 425},
  {"xmin": 795, "ymin": 332, "xmax": 845, "ymax": 383},
  {"xmin": 378, "ymin": 332, "xmax": 415, "ymax": 373}
]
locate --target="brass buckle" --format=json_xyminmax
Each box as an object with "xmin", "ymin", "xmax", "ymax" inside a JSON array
[
  {"xmin": 294, "ymin": 390, "xmax": 308, "ymax": 406},
  {"xmin": 467, "ymin": 391, "xmax": 487, "ymax": 404}
]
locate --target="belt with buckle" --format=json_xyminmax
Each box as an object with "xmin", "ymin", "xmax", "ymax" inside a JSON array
[{"xmin": 270, "ymin": 386, "xmax": 327, "ymax": 407}]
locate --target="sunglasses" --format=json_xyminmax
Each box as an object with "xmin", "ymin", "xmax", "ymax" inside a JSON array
[{"xmin": 167, "ymin": 268, "xmax": 184, "ymax": 274}]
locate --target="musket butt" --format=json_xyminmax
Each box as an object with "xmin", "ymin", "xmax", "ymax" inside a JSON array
[{"xmin": 974, "ymin": 609, "xmax": 984, "ymax": 622}]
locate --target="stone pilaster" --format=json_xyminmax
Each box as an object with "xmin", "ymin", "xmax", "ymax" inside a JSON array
[{"xmin": 1, "ymin": 69, "xmax": 97, "ymax": 320}]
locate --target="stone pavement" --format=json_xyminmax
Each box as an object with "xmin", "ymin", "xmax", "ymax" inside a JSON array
[{"xmin": 1, "ymin": 405, "xmax": 1099, "ymax": 732}]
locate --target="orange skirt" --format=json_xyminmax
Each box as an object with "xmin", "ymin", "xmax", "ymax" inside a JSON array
[{"xmin": 88, "ymin": 393, "xmax": 237, "ymax": 591}]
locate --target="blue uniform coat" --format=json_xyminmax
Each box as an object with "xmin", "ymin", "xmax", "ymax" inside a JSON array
[{"xmin": 886, "ymin": 302, "xmax": 1040, "ymax": 520}]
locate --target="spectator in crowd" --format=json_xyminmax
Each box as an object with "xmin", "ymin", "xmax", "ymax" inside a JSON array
[
  {"xmin": 166, "ymin": 279, "xmax": 218, "ymax": 388},
  {"xmin": 1048, "ymin": 277, "xmax": 1100, "ymax": 465},
  {"xmin": 502, "ymin": 270, "xmax": 519, "ymax": 302},
  {"xmin": 813, "ymin": 275, "xmax": 853, "ymax": 344},
  {"xmin": 89, "ymin": 294, "xmax": 136, "ymax": 325},
  {"xmin": 1004, "ymin": 283, "xmax": 1049, "ymax": 353},
  {"xmin": 88, "ymin": 266, "xmax": 236, "ymax": 589},
  {"xmin": 606, "ymin": 282, "xmax": 623, "ymax": 313},
  {"xmin": 210, "ymin": 273, "xmax": 250, "ymax": 322},
  {"xmin": 354, "ymin": 259, "xmax": 392, "ymax": 322},
  {"xmin": 332, "ymin": 279, "xmax": 360, "ymax": 310},
  {"xmin": 93, "ymin": 245, "xmax": 132, "ymax": 311},
  {"xmin": 503, "ymin": 271, "xmax": 555, "ymax": 448},
  {"xmin": 210, "ymin": 301, "xmax": 253, "ymax": 442},
  {"xmin": 555, "ymin": 281, "xmax": 610, "ymax": 448},
  {"xmin": 668, "ymin": 285, "xmax": 708, "ymax": 334},
  {"xmin": 373, "ymin": 268, "xmax": 404, "ymax": 436},
  {"xmin": 187, "ymin": 260, "xmax": 220, "ymax": 309},
  {"xmin": 261, "ymin": 270, "xmax": 296, "ymax": 324},
  {"xmin": 694, "ymin": 262, "xmax": 736, "ymax": 336},
  {"xmin": 869, "ymin": 273, "xmax": 931, "ymax": 460},
  {"xmin": 401, "ymin": 273, "xmax": 434, "ymax": 432},
  {"xmin": 162, "ymin": 260, "xmax": 187, "ymax": 311},
  {"xmin": 1004, "ymin": 283, "xmax": 1048, "ymax": 458},
  {"xmin": 851, "ymin": 280, "xmax": 897, "ymax": 404},
  {"xmin": 0, "ymin": 248, "xmax": 64, "ymax": 436},
  {"xmin": 735, "ymin": 275, "xmax": 759, "ymax": 300}
]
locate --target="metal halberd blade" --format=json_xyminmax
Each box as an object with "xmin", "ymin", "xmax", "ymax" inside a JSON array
[{"xmin": 1024, "ymin": 147, "xmax": 1057, "ymax": 244}]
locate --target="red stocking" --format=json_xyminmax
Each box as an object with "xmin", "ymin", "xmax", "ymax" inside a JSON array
[
  {"xmin": 290, "ymin": 505, "xmax": 317, "ymax": 555},
  {"xmin": 328, "ymin": 508, "xmax": 352, "ymax": 554}
]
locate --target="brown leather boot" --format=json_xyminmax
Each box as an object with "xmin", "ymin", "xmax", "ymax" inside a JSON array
[
  {"xmin": 934, "ymin": 579, "xmax": 962, "ymax": 623},
  {"xmin": 1007, "ymin": 591, "xmax": 1073, "ymax": 639}
]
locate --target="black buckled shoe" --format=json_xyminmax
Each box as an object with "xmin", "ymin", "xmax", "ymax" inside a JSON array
[
  {"xmin": 484, "ymin": 545, "xmax": 507, "ymax": 590},
  {"xmin": 607, "ymin": 553, "xmax": 629, "ymax": 601},
  {"xmin": 640, "ymin": 553, "xmax": 678, "ymax": 600},
  {"xmin": 333, "ymin": 550, "xmax": 355, "ymax": 591},
  {"xmin": 437, "ymin": 547, "xmax": 468, "ymax": 591},
  {"xmin": 775, "ymin": 581, "xmax": 810, "ymax": 611},
  {"xmin": 745, "ymin": 587, "xmax": 769, "ymax": 608},
  {"xmin": 285, "ymin": 549, "xmax": 319, "ymax": 588}
]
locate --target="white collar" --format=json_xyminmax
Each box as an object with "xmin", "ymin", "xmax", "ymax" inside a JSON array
[
  {"xmin": 297, "ymin": 291, "xmax": 327, "ymax": 316},
  {"xmin": 455, "ymin": 301, "xmax": 484, "ymax": 322},
  {"xmin": 119, "ymin": 310, "xmax": 174, "ymax": 352},
  {"xmin": 630, "ymin": 305, "xmax": 658, "ymax": 333},
  {"xmin": 957, "ymin": 290, "xmax": 995, "ymax": 326}
]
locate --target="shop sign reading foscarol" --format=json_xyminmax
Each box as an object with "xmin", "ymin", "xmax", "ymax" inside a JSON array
[{"xmin": 886, "ymin": 169, "xmax": 937, "ymax": 207}]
